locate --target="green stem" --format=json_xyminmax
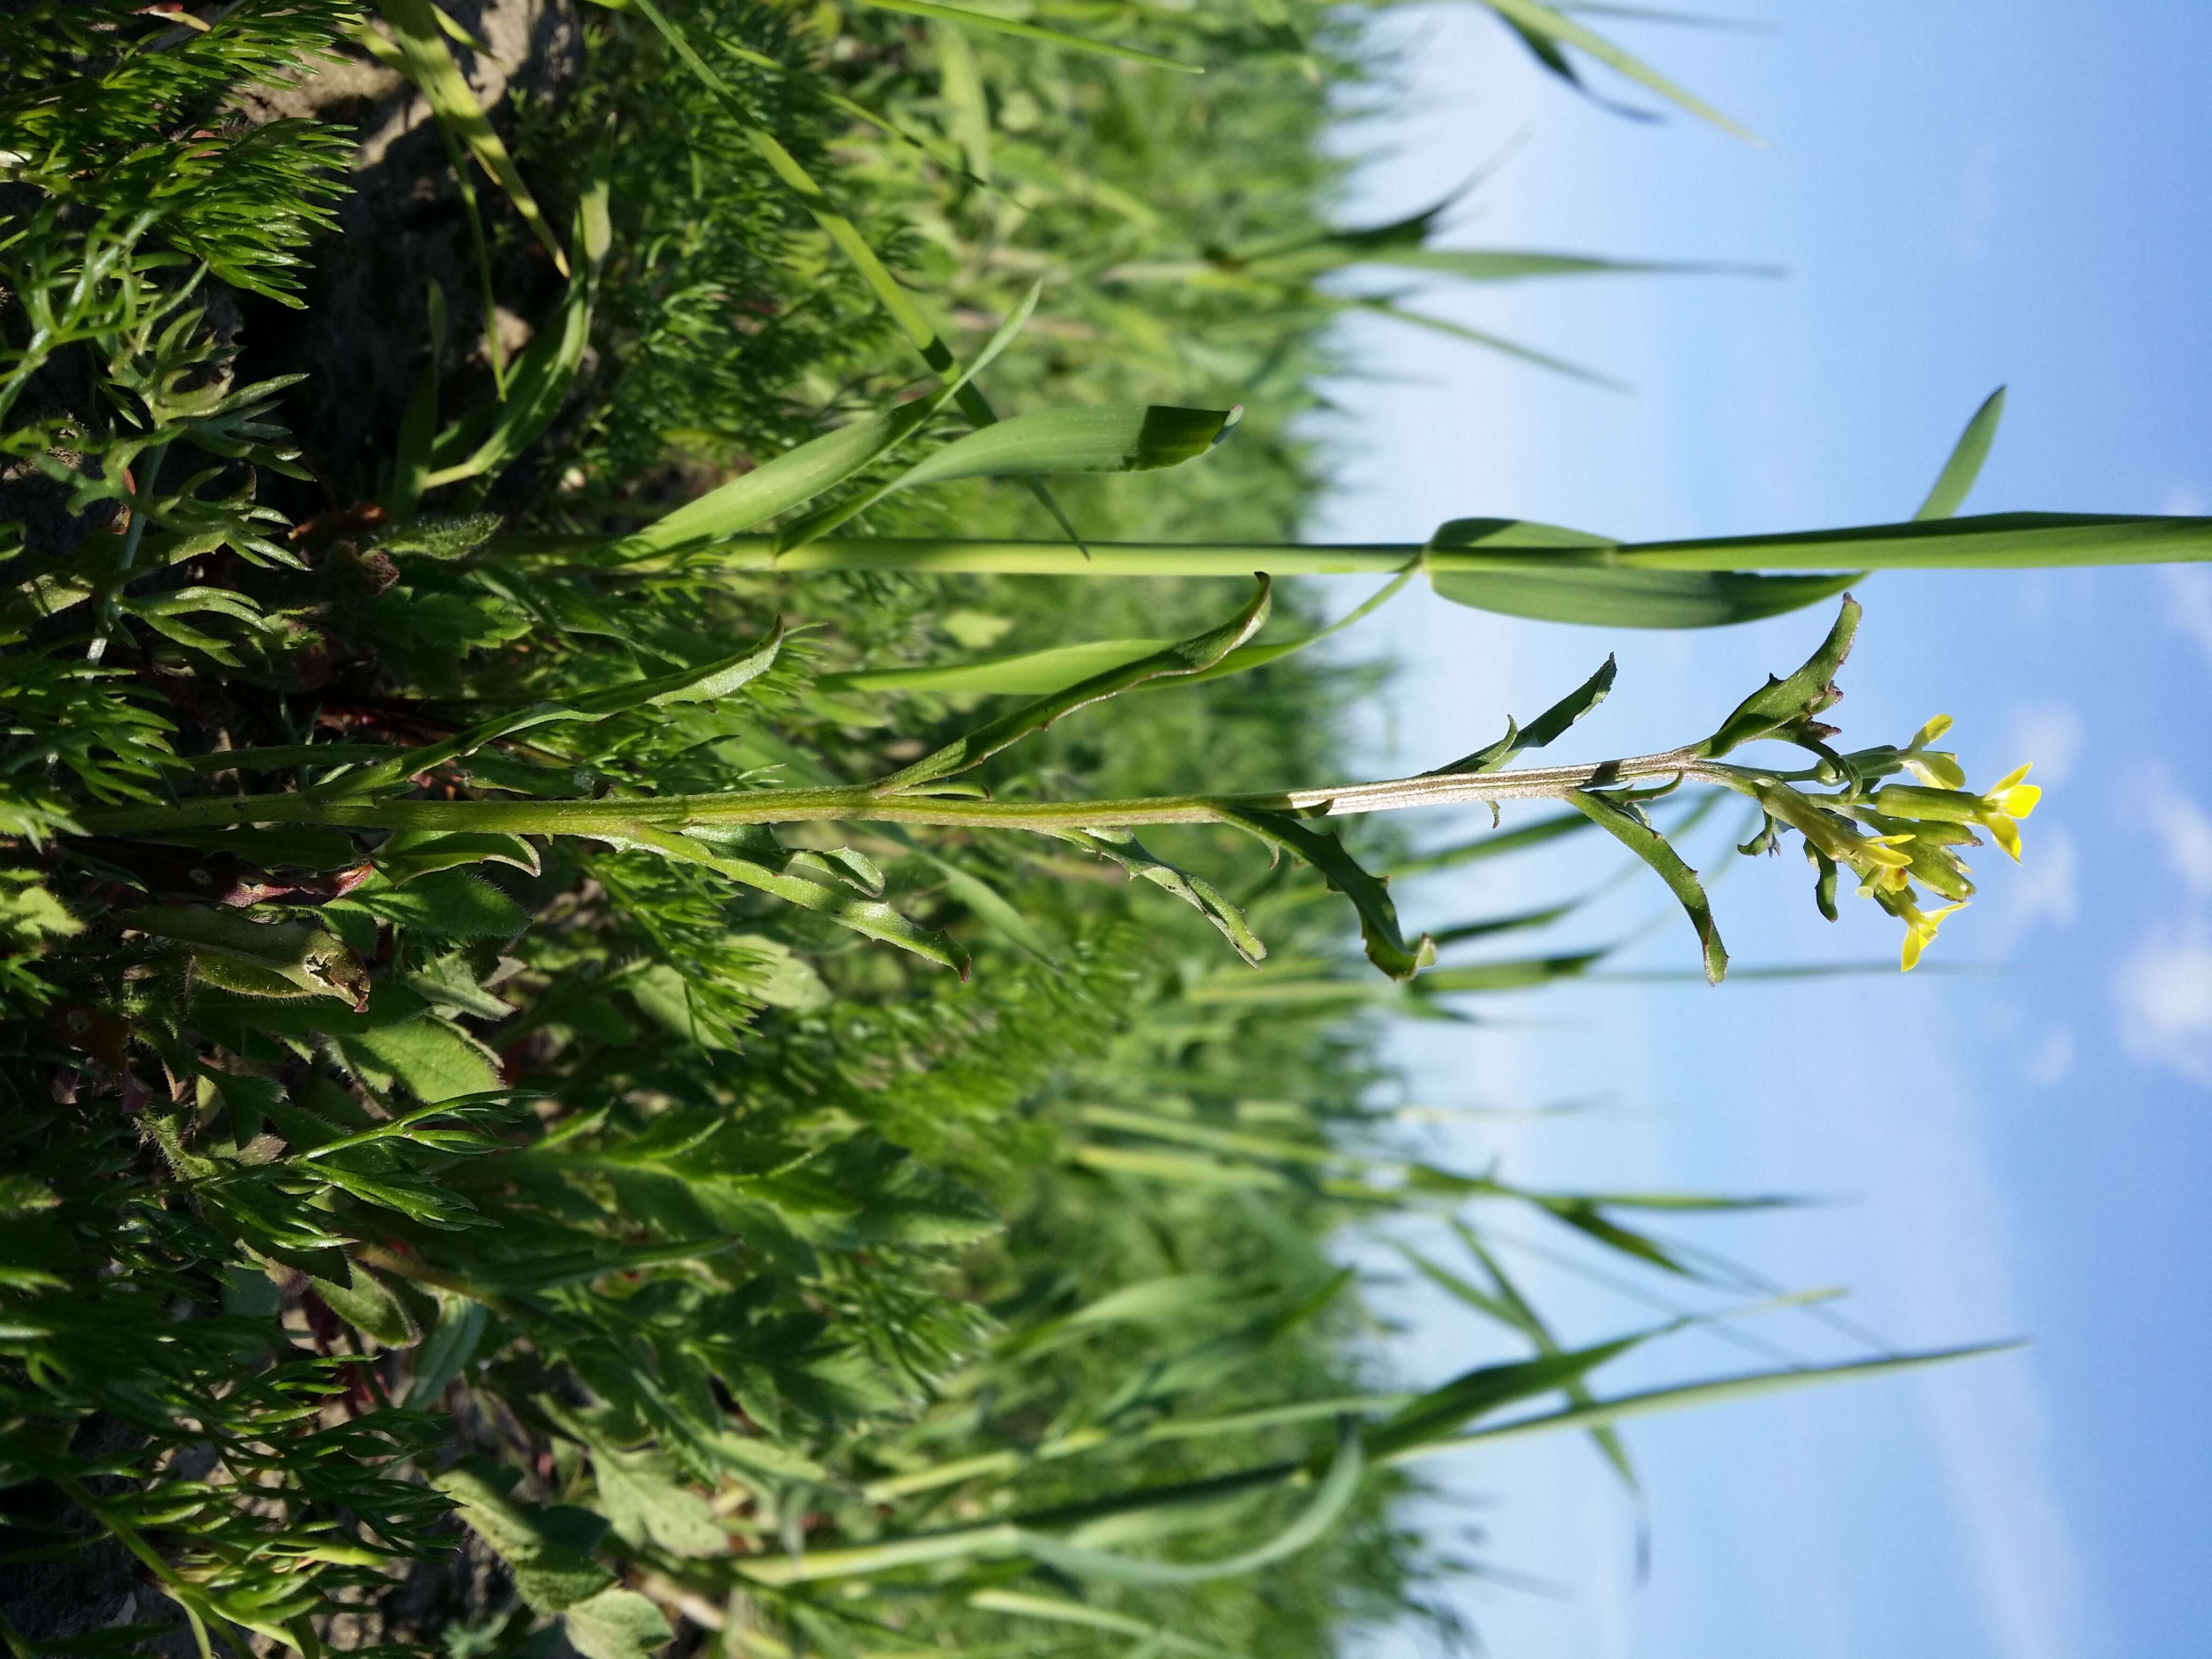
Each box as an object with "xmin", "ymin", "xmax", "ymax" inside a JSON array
[
  {"xmin": 493, "ymin": 511, "xmax": 2212, "ymax": 576},
  {"xmin": 79, "ymin": 750, "xmax": 1723, "ymax": 838}
]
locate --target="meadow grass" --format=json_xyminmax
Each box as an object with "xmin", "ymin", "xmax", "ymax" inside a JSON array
[{"xmin": 0, "ymin": 3, "xmax": 2189, "ymax": 1654}]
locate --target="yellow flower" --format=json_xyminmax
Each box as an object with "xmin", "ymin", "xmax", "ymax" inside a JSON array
[
  {"xmin": 1901, "ymin": 714, "xmax": 1967, "ymax": 790},
  {"xmin": 1975, "ymin": 764, "xmax": 2041, "ymax": 862},
  {"xmin": 1870, "ymin": 760, "xmax": 2042, "ymax": 862},
  {"xmin": 1894, "ymin": 892, "xmax": 1966, "ymax": 972}
]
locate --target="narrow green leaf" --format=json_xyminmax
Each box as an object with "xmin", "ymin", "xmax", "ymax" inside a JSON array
[
  {"xmin": 1914, "ymin": 386, "xmax": 2006, "ymax": 520},
  {"xmin": 1212, "ymin": 806, "xmax": 1435, "ymax": 981},
  {"xmin": 1477, "ymin": 0, "xmax": 1756, "ymax": 139},
  {"xmin": 364, "ymin": 1, "xmax": 570, "ymax": 273},
  {"xmin": 1448, "ymin": 1343, "xmax": 2023, "ymax": 1451},
  {"xmin": 1019, "ymin": 1422, "xmax": 1362, "ymax": 1585},
  {"xmin": 886, "ymin": 404, "xmax": 1233, "ymax": 494},
  {"xmin": 1363, "ymin": 1335, "xmax": 1645, "ymax": 1462},
  {"xmin": 880, "ymin": 578, "xmax": 1269, "ymax": 789},
  {"xmin": 1699, "ymin": 595, "xmax": 1860, "ymax": 757},
  {"xmin": 1569, "ymin": 791, "xmax": 1727, "ymax": 983},
  {"xmin": 1053, "ymin": 827, "xmax": 1265, "ymax": 965},
  {"xmin": 1436, "ymin": 655, "xmax": 1616, "ymax": 774},
  {"xmin": 424, "ymin": 170, "xmax": 612, "ymax": 491}
]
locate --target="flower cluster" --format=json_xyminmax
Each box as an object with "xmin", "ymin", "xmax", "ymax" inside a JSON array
[{"xmin": 1741, "ymin": 717, "xmax": 2042, "ymax": 970}]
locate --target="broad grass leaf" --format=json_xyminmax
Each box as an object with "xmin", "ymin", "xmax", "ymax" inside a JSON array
[
  {"xmin": 1429, "ymin": 516, "xmax": 1854, "ymax": 627},
  {"xmin": 1363, "ymin": 1334, "xmax": 1645, "ymax": 1463},
  {"xmin": 1454, "ymin": 1343, "xmax": 2023, "ymax": 1450},
  {"xmin": 887, "ymin": 406, "xmax": 1232, "ymax": 492}
]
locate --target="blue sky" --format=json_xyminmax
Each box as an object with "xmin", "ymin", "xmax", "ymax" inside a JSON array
[{"xmin": 1304, "ymin": 4, "xmax": 2212, "ymax": 1656}]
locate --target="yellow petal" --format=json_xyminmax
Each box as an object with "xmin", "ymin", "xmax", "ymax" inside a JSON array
[
  {"xmin": 1997, "ymin": 783, "xmax": 2041, "ymax": 819},
  {"xmin": 1989, "ymin": 763, "xmax": 2034, "ymax": 793},
  {"xmin": 1914, "ymin": 714, "xmax": 1954, "ymax": 746},
  {"xmin": 1901, "ymin": 929, "xmax": 1925, "ymax": 971},
  {"xmin": 1860, "ymin": 842, "xmax": 1915, "ymax": 870},
  {"xmin": 1988, "ymin": 814, "xmax": 2022, "ymax": 861}
]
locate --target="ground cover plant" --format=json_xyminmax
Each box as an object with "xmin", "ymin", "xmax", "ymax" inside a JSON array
[{"xmin": 3, "ymin": 3, "xmax": 2208, "ymax": 1655}]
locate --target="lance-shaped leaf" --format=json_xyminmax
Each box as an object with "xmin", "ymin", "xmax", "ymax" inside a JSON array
[
  {"xmin": 1448, "ymin": 1343, "xmax": 2023, "ymax": 1452},
  {"xmin": 879, "ymin": 579, "xmax": 1269, "ymax": 790},
  {"xmin": 1915, "ymin": 386, "xmax": 2006, "ymax": 520},
  {"xmin": 363, "ymin": 0, "xmax": 570, "ymax": 274},
  {"xmin": 1570, "ymin": 790, "xmax": 1727, "ymax": 984},
  {"xmin": 1699, "ymin": 596, "xmax": 1860, "ymax": 757},
  {"xmin": 1436, "ymin": 655, "xmax": 1616, "ymax": 775},
  {"xmin": 318, "ymin": 626, "xmax": 784, "ymax": 799},
  {"xmin": 1018, "ymin": 1421, "xmax": 1363, "ymax": 1586},
  {"xmin": 1428, "ymin": 518, "xmax": 1856, "ymax": 627},
  {"xmin": 821, "ymin": 563, "xmax": 1414, "ymax": 697},
  {"xmin": 865, "ymin": 403, "xmax": 1231, "ymax": 502},
  {"xmin": 1213, "ymin": 806, "xmax": 1435, "ymax": 981},
  {"xmin": 1407, "ymin": 1230, "xmax": 1639, "ymax": 1498},
  {"xmin": 1053, "ymin": 827, "xmax": 1266, "ymax": 965},
  {"xmin": 1362, "ymin": 1332, "xmax": 1649, "ymax": 1464}
]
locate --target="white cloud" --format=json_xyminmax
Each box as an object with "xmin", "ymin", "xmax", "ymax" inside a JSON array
[
  {"xmin": 2142, "ymin": 778, "xmax": 2212, "ymax": 899},
  {"xmin": 2113, "ymin": 925, "xmax": 2212, "ymax": 1087}
]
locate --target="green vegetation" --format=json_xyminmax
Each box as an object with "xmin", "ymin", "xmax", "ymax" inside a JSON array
[{"xmin": 0, "ymin": 3, "xmax": 2194, "ymax": 1655}]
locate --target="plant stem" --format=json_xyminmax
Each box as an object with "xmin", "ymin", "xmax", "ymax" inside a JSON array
[
  {"xmin": 79, "ymin": 750, "xmax": 1725, "ymax": 838},
  {"xmin": 494, "ymin": 512, "xmax": 2212, "ymax": 575}
]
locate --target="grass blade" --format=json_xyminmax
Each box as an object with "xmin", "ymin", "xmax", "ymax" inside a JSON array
[
  {"xmin": 1914, "ymin": 386, "xmax": 2007, "ymax": 520},
  {"xmin": 879, "ymin": 578, "xmax": 1269, "ymax": 789},
  {"xmin": 364, "ymin": 0, "xmax": 569, "ymax": 274},
  {"xmin": 1477, "ymin": 0, "xmax": 1755, "ymax": 139}
]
